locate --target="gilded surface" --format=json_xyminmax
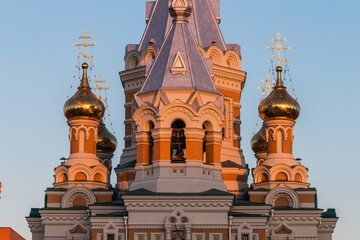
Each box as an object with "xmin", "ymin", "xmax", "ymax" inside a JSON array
[
  {"xmin": 64, "ymin": 63, "xmax": 105, "ymax": 120},
  {"xmin": 97, "ymin": 121, "xmax": 117, "ymax": 154},
  {"xmin": 251, "ymin": 126, "xmax": 267, "ymax": 153},
  {"xmin": 259, "ymin": 66, "xmax": 300, "ymax": 121}
]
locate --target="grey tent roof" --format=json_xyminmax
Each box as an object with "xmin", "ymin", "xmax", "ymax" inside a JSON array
[
  {"xmin": 138, "ymin": 11, "xmax": 220, "ymax": 95},
  {"xmin": 138, "ymin": 0, "xmax": 227, "ymax": 52}
]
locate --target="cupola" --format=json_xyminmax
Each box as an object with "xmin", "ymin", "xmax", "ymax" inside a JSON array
[
  {"xmin": 251, "ymin": 125, "xmax": 267, "ymax": 154},
  {"xmin": 259, "ymin": 66, "xmax": 300, "ymax": 121},
  {"xmin": 97, "ymin": 120, "xmax": 117, "ymax": 154},
  {"xmin": 64, "ymin": 63, "xmax": 105, "ymax": 121}
]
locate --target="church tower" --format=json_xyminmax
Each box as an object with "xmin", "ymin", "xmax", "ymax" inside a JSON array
[
  {"xmin": 127, "ymin": 0, "xmax": 227, "ymax": 193},
  {"xmin": 116, "ymin": 0, "xmax": 248, "ymax": 196},
  {"xmin": 246, "ymin": 35, "xmax": 338, "ymax": 240},
  {"xmin": 27, "ymin": 43, "xmax": 118, "ymax": 238}
]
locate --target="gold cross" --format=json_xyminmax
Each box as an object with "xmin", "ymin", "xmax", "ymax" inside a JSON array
[
  {"xmin": 267, "ymin": 33, "xmax": 291, "ymax": 66},
  {"xmin": 258, "ymin": 74, "xmax": 275, "ymax": 97},
  {"xmin": 92, "ymin": 75, "xmax": 110, "ymax": 102},
  {"xmin": 73, "ymin": 30, "xmax": 97, "ymax": 62}
]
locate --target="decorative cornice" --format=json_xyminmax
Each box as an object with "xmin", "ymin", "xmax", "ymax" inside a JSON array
[
  {"xmin": 272, "ymin": 217, "xmax": 320, "ymax": 222},
  {"xmin": 125, "ymin": 201, "xmax": 232, "ymax": 208}
]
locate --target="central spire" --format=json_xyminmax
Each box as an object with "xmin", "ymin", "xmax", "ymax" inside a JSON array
[
  {"xmin": 138, "ymin": 0, "xmax": 220, "ymax": 96},
  {"xmin": 138, "ymin": 0, "xmax": 227, "ymax": 52}
]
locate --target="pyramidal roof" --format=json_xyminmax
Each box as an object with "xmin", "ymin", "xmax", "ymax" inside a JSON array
[
  {"xmin": 138, "ymin": 0, "xmax": 220, "ymax": 95},
  {"xmin": 138, "ymin": 0, "xmax": 226, "ymax": 52}
]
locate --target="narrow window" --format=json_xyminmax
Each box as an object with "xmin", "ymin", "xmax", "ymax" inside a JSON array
[
  {"xmin": 276, "ymin": 130, "xmax": 284, "ymax": 153},
  {"xmin": 107, "ymin": 234, "xmax": 115, "ymax": 240},
  {"xmin": 79, "ymin": 130, "xmax": 85, "ymax": 153},
  {"xmin": 171, "ymin": 120, "xmax": 186, "ymax": 161},
  {"xmin": 202, "ymin": 124, "xmax": 207, "ymax": 163},
  {"xmin": 148, "ymin": 121, "xmax": 154, "ymax": 164},
  {"xmin": 241, "ymin": 234, "xmax": 249, "ymax": 240}
]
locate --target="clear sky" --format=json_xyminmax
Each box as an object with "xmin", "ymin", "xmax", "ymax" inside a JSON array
[{"xmin": 0, "ymin": 0, "xmax": 359, "ymax": 239}]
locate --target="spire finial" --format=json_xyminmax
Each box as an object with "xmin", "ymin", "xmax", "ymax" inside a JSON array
[
  {"xmin": 79, "ymin": 62, "xmax": 90, "ymax": 89},
  {"xmin": 267, "ymin": 33, "xmax": 291, "ymax": 66},
  {"xmin": 169, "ymin": 0, "xmax": 192, "ymax": 22},
  {"xmin": 73, "ymin": 30, "xmax": 98, "ymax": 63},
  {"xmin": 92, "ymin": 75, "xmax": 110, "ymax": 102},
  {"xmin": 275, "ymin": 66, "xmax": 285, "ymax": 88},
  {"xmin": 258, "ymin": 74, "xmax": 275, "ymax": 97}
]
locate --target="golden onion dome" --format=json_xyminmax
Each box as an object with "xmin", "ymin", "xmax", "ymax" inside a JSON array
[
  {"xmin": 259, "ymin": 66, "xmax": 300, "ymax": 121},
  {"xmin": 64, "ymin": 63, "xmax": 105, "ymax": 121},
  {"xmin": 97, "ymin": 120, "xmax": 117, "ymax": 154},
  {"xmin": 251, "ymin": 125, "xmax": 267, "ymax": 154}
]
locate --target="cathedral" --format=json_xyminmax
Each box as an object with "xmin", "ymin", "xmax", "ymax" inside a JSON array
[{"xmin": 26, "ymin": 0, "xmax": 338, "ymax": 239}]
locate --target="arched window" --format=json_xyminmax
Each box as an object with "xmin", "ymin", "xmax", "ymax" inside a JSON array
[
  {"xmin": 276, "ymin": 130, "xmax": 284, "ymax": 153},
  {"xmin": 171, "ymin": 120, "xmax": 186, "ymax": 161},
  {"xmin": 260, "ymin": 173, "xmax": 268, "ymax": 182},
  {"xmin": 60, "ymin": 173, "xmax": 68, "ymax": 182},
  {"xmin": 275, "ymin": 172, "xmax": 288, "ymax": 181},
  {"xmin": 75, "ymin": 172, "xmax": 87, "ymax": 181},
  {"xmin": 148, "ymin": 121, "xmax": 154, "ymax": 164},
  {"xmin": 79, "ymin": 130, "xmax": 85, "ymax": 153},
  {"xmin": 294, "ymin": 173, "xmax": 302, "ymax": 182},
  {"xmin": 93, "ymin": 173, "xmax": 103, "ymax": 182},
  {"xmin": 202, "ymin": 124, "xmax": 207, "ymax": 163},
  {"xmin": 202, "ymin": 121, "xmax": 213, "ymax": 163}
]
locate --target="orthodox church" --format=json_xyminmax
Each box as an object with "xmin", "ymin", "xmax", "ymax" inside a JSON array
[{"xmin": 26, "ymin": 0, "xmax": 338, "ymax": 239}]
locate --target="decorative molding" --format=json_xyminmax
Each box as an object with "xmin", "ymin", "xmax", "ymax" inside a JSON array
[
  {"xmin": 125, "ymin": 202, "xmax": 232, "ymax": 208},
  {"xmin": 70, "ymin": 125, "xmax": 98, "ymax": 141},
  {"xmin": 272, "ymin": 217, "xmax": 320, "ymax": 222},
  {"xmin": 264, "ymin": 185, "xmax": 300, "ymax": 208},
  {"xmin": 266, "ymin": 125, "xmax": 293, "ymax": 142},
  {"xmin": 61, "ymin": 186, "xmax": 96, "ymax": 208},
  {"xmin": 270, "ymin": 192, "xmax": 294, "ymax": 207},
  {"xmin": 171, "ymin": 51, "xmax": 187, "ymax": 74}
]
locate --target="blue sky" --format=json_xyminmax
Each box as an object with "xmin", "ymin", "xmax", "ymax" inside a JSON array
[{"xmin": 0, "ymin": 0, "xmax": 359, "ymax": 239}]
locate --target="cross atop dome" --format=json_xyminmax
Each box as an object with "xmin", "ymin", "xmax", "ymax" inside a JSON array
[
  {"xmin": 267, "ymin": 33, "xmax": 291, "ymax": 66},
  {"xmin": 92, "ymin": 75, "xmax": 110, "ymax": 102},
  {"xmin": 73, "ymin": 30, "xmax": 97, "ymax": 63}
]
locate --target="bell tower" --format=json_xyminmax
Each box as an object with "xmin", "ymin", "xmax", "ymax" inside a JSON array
[
  {"xmin": 128, "ymin": 0, "xmax": 227, "ymax": 192},
  {"xmin": 116, "ymin": 0, "xmax": 249, "ymax": 196}
]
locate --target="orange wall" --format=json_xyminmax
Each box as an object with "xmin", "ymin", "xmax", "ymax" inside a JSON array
[{"xmin": 0, "ymin": 228, "xmax": 25, "ymax": 240}]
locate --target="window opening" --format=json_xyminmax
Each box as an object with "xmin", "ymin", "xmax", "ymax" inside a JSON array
[
  {"xmin": 171, "ymin": 120, "xmax": 186, "ymax": 162},
  {"xmin": 148, "ymin": 121, "xmax": 154, "ymax": 164}
]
